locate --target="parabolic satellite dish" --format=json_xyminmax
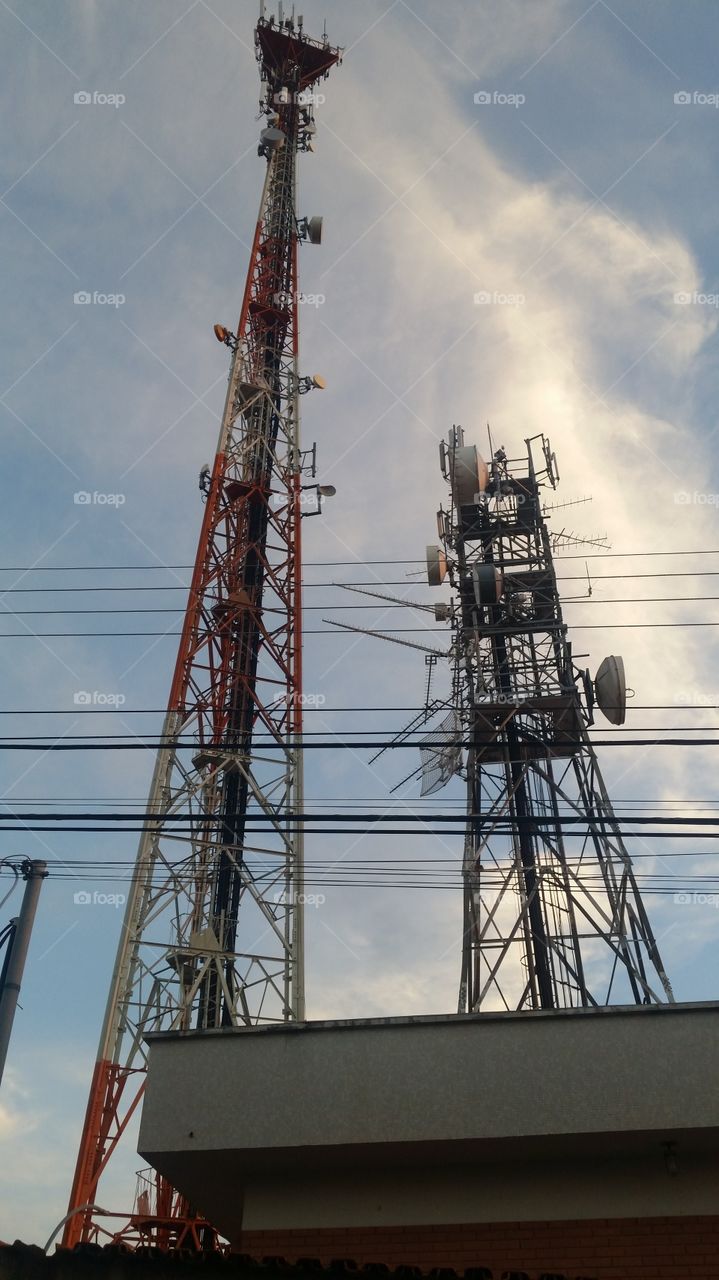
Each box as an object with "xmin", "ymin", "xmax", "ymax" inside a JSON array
[
  {"xmin": 473, "ymin": 563, "xmax": 504, "ymax": 606},
  {"xmin": 306, "ymin": 215, "xmax": 323, "ymax": 244},
  {"xmin": 450, "ymin": 445, "xmax": 490, "ymax": 507},
  {"xmin": 419, "ymin": 709, "xmax": 462, "ymax": 797},
  {"xmin": 594, "ymin": 655, "xmax": 627, "ymax": 725},
  {"xmin": 260, "ymin": 127, "xmax": 285, "ymax": 150}
]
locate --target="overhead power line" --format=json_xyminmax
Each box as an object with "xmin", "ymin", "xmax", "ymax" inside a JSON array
[
  {"xmin": 4, "ymin": 810, "xmax": 719, "ymax": 827},
  {"xmin": 0, "ymin": 824, "xmax": 719, "ymax": 839},
  {"xmin": 5, "ymin": 620, "xmax": 719, "ymax": 638},
  {"xmin": 0, "ymin": 736, "xmax": 719, "ymax": 750},
  {"xmin": 8, "ymin": 570, "xmax": 719, "ymax": 592},
  {"xmin": 5, "ymin": 593, "xmax": 719, "ymax": 615},
  {"xmin": 5, "ymin": 548, "xmax": 719, "ymax": 573},
  {"xmin": 0, "ymin": 705, "xmax": 716, "ymax": 715}
]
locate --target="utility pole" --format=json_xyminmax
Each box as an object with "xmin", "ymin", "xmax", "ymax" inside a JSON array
[{"xmin": 0, "ymin": 859, "xmax": 47, "ymax": 1086}]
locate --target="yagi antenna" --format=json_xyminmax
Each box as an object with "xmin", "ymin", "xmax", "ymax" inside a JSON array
[
  {"xmin": 336, "ymin": 583, "xmax": 444, "ymax": 615},
  {"xmin": 424, "ymin": 652, "xmax": 437, "ymax": 708},
  {"xmin": 322, "ymin": 619, "xmax": 449, "ymax": 657},
  {"xmin": 550, "ymin": 528, "xmax": 610, "ymax": 552},
  {"xmin": 543, "ymin": 495, "xmax": 593, "ymax": 514}
]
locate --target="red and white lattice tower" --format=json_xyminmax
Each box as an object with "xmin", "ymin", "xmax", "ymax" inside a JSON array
[{"xmin": 64, "ymin": 10, "xmax": 342, "ymax": 1249}]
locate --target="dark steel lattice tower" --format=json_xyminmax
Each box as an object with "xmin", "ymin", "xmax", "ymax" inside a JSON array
[
  {"xmin": 426, "ymin": 428, "xmax": 674, "ymax": 1012},
  {"xmin": 64, "ymin": 11, "xmax": 341, "ymax": 1249}
]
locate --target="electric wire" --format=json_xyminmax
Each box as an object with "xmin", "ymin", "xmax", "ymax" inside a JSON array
[
  {"xmin": 0, "ymin": 823, "xmax": 718, "ymax": 838},
  {"xmin": 4, "ymin": 622, "xmax": 719, "ymax": 637},
  {"xmin": 5, "ymin": 810, "xmax": 719, "ymax": 825},
  {"xmin": 5, "ymin": 594, "xmax": 719, "ymax": 615},
  {"xmin": 4, "ymin": 553, "xmax": 719, "ymax": 890},
  {"xmin": 0, "ymin": 737, "xmax": 716, "ymax": 749},
  {"xmin": 7, "ymin": 570, "xmax": 719, "ymax": 591},
  {"xmin": 0, "ymin": 705, "xmax": 717, "ymax": 714},
  {"xmin": 5, "ymin": 548, "xmax": 719, "ymax": 573}
]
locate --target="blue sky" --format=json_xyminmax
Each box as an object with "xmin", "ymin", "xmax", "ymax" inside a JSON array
[{"xmin": 1, "ymin": 0, "xmax": 719, "ymax": 1246}]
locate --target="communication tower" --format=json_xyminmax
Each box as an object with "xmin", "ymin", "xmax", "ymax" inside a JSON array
[
  {"xmin": 425, "ymin": 429, "xmax": 674, "ymax": 1011},
  {"xmin": 64, "ymin": 8, "xmax": 342, "ymax": 1248}
]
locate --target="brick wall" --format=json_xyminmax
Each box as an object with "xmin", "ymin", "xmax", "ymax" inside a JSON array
[{"xmin": 238, "ymin": 1215, "xmax": 719, "ymax": 1279}]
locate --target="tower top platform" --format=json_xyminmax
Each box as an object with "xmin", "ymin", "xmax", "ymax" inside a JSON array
[{"xmin": 256, "ymin": 16, "xmax": 342, "ymax": 89}]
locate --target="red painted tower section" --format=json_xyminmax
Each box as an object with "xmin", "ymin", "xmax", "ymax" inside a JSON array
[{"xmin": 63, "ymin": 14, "xmax": 341, "ymax": 1250}]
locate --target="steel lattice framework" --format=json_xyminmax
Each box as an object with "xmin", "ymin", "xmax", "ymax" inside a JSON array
[
  {"xmin": 426, "ymin": 428, "xmax": 674, "ymax": 1013},
  {"xmin": 64, "ymin": 14, "xmax": 341, "ymax": 1250}
]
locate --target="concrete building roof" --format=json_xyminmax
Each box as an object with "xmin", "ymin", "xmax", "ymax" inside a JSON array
[{"xmin": 139, "ymin": 1001, "xmax": 719, "ymax": 1246}]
